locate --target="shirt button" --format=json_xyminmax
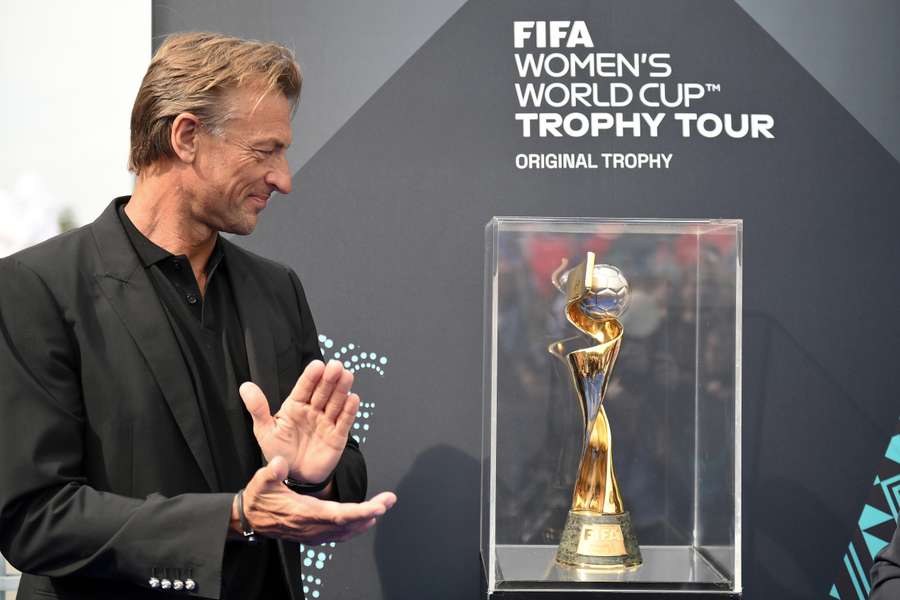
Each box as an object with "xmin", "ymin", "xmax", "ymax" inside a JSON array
[
  {"xmin": 173, "ymin": 260, "xmax": 182, "ymax": 270},
  {"xmin": 187, "ymin": 294, "xmax": 198, "ymax": 305}
]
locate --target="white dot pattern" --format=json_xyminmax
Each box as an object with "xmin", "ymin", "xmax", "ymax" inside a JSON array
[{"xmin": 302, "ymin": 335, "xmax": 390, "ymax": 599}]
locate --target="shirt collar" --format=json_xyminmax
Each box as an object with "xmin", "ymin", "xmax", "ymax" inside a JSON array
[{"xmin": 117, "ymin": 199, "xmax": 225, "ymax": 273}]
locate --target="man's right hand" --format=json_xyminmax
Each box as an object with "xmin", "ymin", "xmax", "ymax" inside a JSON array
[{"xmin": 231, "ymin": 456, "xmax": 397, "ymax": 544}]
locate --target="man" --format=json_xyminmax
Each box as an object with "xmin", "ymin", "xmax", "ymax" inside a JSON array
[
  {"xmin": 0, "ymin": 32, "xmax": 395, "ymax": 599},
  {"xmin": 871, "ymin": 525, "xmax": 900, "ymax": 599}
]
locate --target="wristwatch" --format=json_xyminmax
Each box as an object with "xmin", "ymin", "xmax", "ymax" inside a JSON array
[{"xmin": 283, "ymin": 472, "xmax": 333, "ymax": 494}]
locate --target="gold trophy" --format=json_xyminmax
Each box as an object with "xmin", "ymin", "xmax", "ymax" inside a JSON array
[{"xmin": 550, "ymin": 252, "xmax": 642, "ymax": 569}]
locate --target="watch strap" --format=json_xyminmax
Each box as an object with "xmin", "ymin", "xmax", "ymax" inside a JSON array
[{"xmin": 283, "ymin": 473, "xmax": 333, "ymax": 494}]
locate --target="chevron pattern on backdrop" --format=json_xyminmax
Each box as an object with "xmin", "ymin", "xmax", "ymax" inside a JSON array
[{"xmin": 831, "ymin": 423, "xmax": 900, "ymax": 599}]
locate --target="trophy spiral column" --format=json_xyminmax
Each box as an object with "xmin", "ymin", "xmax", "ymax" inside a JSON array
[{"xmin": 550, "ymin": 252, "xmax": 642, "ymax": 569}]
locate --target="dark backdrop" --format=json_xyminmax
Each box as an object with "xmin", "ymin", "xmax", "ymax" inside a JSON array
[{"xmin": 154, "ymin": 2, "xmax": 900, "ymax": 598}]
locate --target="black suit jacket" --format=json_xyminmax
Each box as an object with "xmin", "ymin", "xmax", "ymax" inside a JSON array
[
  {"xmin": 871, "ymin": 525, "xmax": 900, "ymax": 599},
  {"xmin": 0, "ymin": 198, "xmax": 366, "ymax": 599}
]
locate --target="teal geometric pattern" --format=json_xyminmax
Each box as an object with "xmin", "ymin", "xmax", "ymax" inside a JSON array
[
  {"xmin": 831, "ymin": 425, "xmax": 900, "ymax": 599},
  {"xmin": 298, "ymin": 333, "xmax": 389, "ymax": 600}
]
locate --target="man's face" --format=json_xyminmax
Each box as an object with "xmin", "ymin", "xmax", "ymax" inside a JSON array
[{"xmin": 191, "ymin": 85, "xmax": 293, "ymax": 235}]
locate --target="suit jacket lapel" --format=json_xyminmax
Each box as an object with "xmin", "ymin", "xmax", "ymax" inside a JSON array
[
  {"xmin": 89, "ymin": 199, "xmax": 220, "ymax": 492},
  {"xmin": 222, "ymin": 239, "xmax": 280, "ymax": 418}
]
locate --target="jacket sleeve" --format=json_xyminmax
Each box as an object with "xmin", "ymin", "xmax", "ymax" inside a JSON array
[
  {"xmin": 0, "ymin": 257, "xmax": 233, "ymax": 599},
  {"xmin": 287, "ymin": 267, "xmax": 367, "ymax": 503},
  {"xmin": 871, "ymin": 525, "xmax": 900, "ymax": 600}
]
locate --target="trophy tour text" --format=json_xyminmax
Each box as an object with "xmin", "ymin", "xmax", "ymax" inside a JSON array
[{"xmin": 513, "ymin": 20, "xmax": 775, "ymax": 141}]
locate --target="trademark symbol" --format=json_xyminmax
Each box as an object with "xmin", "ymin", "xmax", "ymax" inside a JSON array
[{"xmin": 706, "ymin": 83, "xmax": 721, "ymax": 93}]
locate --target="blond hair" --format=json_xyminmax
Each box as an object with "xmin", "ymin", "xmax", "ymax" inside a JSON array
[{"xmin": 128, "ymin": 32, "xmax": 302, "ymax": 174}]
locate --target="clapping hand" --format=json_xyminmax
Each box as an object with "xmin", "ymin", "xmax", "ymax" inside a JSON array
[
  {"xmin": 236, "ymin": 361, "xmax": 397, "ymax": 544},
  {"xmin": 240, "ymin": 359, "xmax": 358, "ymax": 485},
  {"xmin": 234, "ymin": 456, "xmax": 396, "ymax": 544}
]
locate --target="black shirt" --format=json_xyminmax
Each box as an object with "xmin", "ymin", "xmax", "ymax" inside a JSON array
[{"xmin": 118, "ymin": 204, "xmax": 289, "ymax": 599}]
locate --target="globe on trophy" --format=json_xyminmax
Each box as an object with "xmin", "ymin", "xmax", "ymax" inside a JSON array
[{"xmin": 549, "ymin": 251, "xmax": 642, "ymax": 569}]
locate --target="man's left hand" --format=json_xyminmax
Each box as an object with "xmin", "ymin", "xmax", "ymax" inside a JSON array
[{"xmin": 240, "ymin": 359, "xmax": 358, "ymax": 485}]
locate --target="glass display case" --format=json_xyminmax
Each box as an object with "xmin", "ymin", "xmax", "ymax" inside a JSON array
[{"xmin": 481, "ymin": 218, "xmax": 742, "ymax": 598}]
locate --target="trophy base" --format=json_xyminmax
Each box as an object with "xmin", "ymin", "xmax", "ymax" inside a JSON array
[{"xmin": 555, "ymin": 510, "xmax": 642, "ymax": 569}]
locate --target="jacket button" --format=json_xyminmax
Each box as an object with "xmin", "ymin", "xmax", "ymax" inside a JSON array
[
  {"xmin": 187, "ymin": 294, "xmax": 198, "ymax": 304},
  {"xmin": 148, "ymin": 577, "xmax": 160, "ymax": 589},
  {"xmin": 185, "ymin": 578, "xmax": 197, "ymax": 591},
  {"xmin": 161, "ymin": 578, "xmax": 172, "ymax": 590}
]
